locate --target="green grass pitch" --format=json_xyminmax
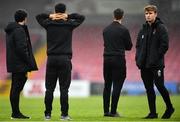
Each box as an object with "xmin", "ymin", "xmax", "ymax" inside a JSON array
[{"xmin": 0, "ymin": 95, "xmax": 180, "ymax": 122}]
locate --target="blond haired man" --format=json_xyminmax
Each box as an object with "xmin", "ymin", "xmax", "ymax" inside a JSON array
[{"xmin": 135, "ymin": 5, "xmax": 174, "ymax": 119}]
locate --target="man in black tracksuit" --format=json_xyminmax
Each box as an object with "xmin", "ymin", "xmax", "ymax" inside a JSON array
[
  {"xmin": 4, "ymin": 9, "xmax": 38, "ymax": 119},
  {"xmin": 36, "ymin": 3, "xmax": 85, "ymax": 120},
  {"xmin": 135, "ymin": 5, "xmax": 174, "ymax": 119},
  {"xmin": 103, "ymin": 8, "xmax": 132, "ymax": 117}
]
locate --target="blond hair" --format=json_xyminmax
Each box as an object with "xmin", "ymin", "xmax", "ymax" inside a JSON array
[{"xmin": 144, "ymin": 5, "xmax": 157, "ymax": 13}]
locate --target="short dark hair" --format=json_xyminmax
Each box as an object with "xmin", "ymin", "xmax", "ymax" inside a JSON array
[
  {"xmin": 55, "ymin": 3, "xmax": 66, "ymax": 13},
  {"xmin": 14, "ymin": 9, "xmax": 27, "ymax": 22},
  {"xmin": 114, "ymin": 8, "xmax": 124, "ymax": 20}
]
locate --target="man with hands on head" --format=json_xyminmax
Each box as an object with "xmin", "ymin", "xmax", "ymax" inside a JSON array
[{"xmin": 36, "ymin": 3, "xmax": 85, "ymax": 121}]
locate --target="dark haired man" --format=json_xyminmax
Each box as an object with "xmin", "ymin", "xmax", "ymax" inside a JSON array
[
  {"xmin": 4, "ymin": 9, "xmax": 38, "ymax": 119},
  {"xmin": 135, "ymin": 5, "xmax": 174, "ymax": 119},
  {"xmin": 36, "ymin": 3, "xmax": 85, "ymax": 120},
  {"xmin": 102, "ymin": 8, "xmax": 132, "ymax": 117}
]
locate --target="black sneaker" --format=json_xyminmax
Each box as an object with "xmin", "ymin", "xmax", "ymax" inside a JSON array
[
  {"xmin": 144, "ymin": 113, "xmax": 158, "ymax": 119},
  {"xmin": 162, "ymin": 108, "xmax": 175, "ymax": 119},
  {"xmin": 45, "ymin": 113, "xmax": 51, "ymax": 120},
  {"xmin": 110, "ymin": 112, "xmax": 120, "ymax": 117},
  {"xmin": 104, "ymin": 112, "xmax": 110, "ymax": 117},
  {"xmin": 11, "ymin": 113, "xmax": 30, "ymax": 119},
  {"xmin": 60, "ymin": 115, "xmax": 72, "ymax": 121}
]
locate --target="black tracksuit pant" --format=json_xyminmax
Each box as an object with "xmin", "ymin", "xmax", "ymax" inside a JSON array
[
  {"xmin": 44, "ymin": 55, "xmax": 72, "ymax": 116},
  {"xmin": 103, "ymin": 56, "xmax": 126, "ymax": 114},
  {"xmin": 140, "ymin": 68, "xmax": 173, "ymax": 114},
  {"xmin": 10, "ymin": 72, "xmax": 27, "ymax": 115}
]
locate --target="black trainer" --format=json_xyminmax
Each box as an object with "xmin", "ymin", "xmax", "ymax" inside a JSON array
[
  {"xmin": 60, "ymin": 115, "xmax": 72, "ymax": 120},
  {"xmin": 110, "ymin": 112, "xmax": 120, "ymax": 117},
  {"xmin": 45, "ymin": 113, "xmax": 51, "ymax": 120},
  {"xmin": 11, "ymin": 113, "xmax": 30, "ymax": 119},
  {"xmin": 104, "ymin": 112, "xmax": 110, "ymax": 117},
  {"xmin": 162, "ymin": 108, "xmax": 175, "ymax": 119},
  {"xmin": 144, "ymin": 113, "xmax": 158, "ymax": 119}
]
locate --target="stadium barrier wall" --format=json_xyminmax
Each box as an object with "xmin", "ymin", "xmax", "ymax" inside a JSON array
[
  {"xmin": 91, "ymin": 81, "xmax": 178, "ymax": 95},
  {"xmin": 23, "ymin": 80, "xmax": 90, "ymax": 97},
  {"xmin": 22, "ymin": 80, "xmax": 178, "ymax": 97}
]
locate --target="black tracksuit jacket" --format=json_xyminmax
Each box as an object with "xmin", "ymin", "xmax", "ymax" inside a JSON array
[
  {"xmin": 103, "ymin": 21, "xmax": 132, "ymax": 56},
  {"xmin": 36, "ymin": 13, "xmax": 85, "ymax": 57},
  {"xmin": 135, "ymin": 18, "xmax": 169, "ymax": 69},
  {"xmin": 4, "ymin": 22, "xmax": 38, "ymax": 73}
]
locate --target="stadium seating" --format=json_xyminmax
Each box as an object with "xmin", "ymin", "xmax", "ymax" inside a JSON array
[
  {"xmin": 71, "ymin": 25, "xmax": 180, "ymax": 82},
  {"xmin": 0, "ymin": 34, "xmax": 8, "ymax": 81},
  {"xmin": 1, "ymin": 24, "xmax": 180, "ymax": 83}
]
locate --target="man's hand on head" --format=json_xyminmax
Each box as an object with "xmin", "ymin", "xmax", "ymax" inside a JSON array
[{"xmin": 49, "ymin": 13, "xmax": 68, "ymax": 21}]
